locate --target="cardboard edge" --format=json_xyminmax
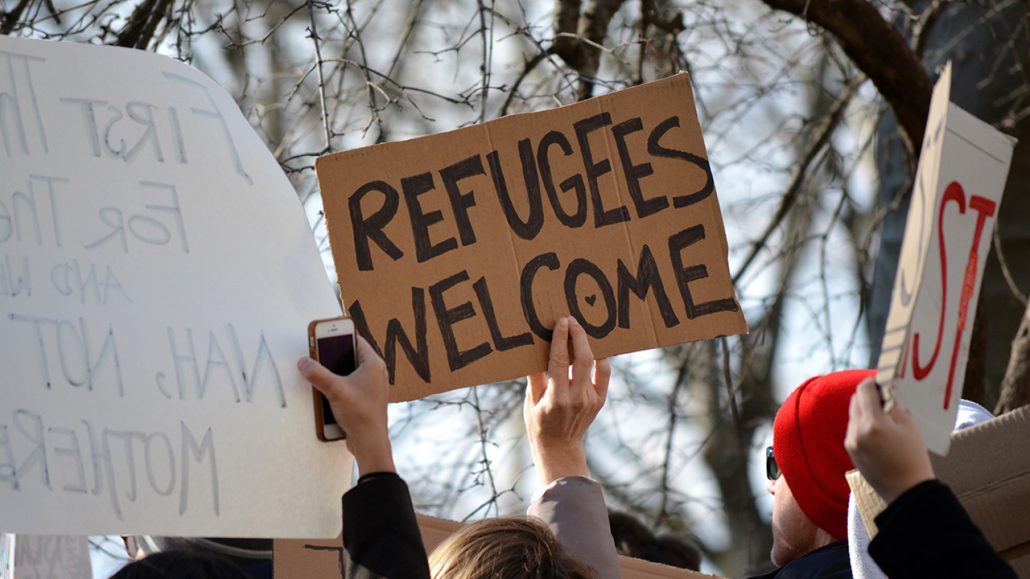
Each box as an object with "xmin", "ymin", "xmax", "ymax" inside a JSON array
[
  {"xmin": 845, "ymin": 469, "xmax": 885, "ymax": 539},
  {"xmin": 273, "ymin": 509, "xmax": 729, "ymax": 579},
  {"xmin": 314, "ymin": 74, "xmax": 695, "ymax": 169}
]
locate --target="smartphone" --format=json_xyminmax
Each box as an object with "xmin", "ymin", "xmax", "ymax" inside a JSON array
[{"xmin": 308, "ymin": 316, "xmax": 356, "ymax": 441}]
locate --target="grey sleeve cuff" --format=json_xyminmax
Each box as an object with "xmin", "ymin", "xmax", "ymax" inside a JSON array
[{"xmin": 528, "ymin": 476, "xmax": 622, "ymax": 579}]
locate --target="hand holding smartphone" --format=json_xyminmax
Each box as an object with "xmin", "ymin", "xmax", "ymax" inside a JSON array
[{"xmin": 308, "ymin": 316, "xmax": 357, "ymax": 441}]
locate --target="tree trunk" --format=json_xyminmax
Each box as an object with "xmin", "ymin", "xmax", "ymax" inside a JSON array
[{"xmin": 996, "ymin": 301, "xmax": 1030, "ymax": 414}]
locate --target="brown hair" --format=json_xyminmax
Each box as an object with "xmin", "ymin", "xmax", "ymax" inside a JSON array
[
  {"xmin": 429, "ymin": 516, "xmax": 596, "ymax": 579},
  {"xmin": 608, "ymin": 510, "xmax": 702, "ymax": 571}
]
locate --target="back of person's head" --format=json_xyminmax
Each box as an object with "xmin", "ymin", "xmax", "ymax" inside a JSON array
[
  {"xmin": 773, "ymin": 369, "xmax": 875, "ymax": 540},
  {"xmin": 608, "ymin": 510, "xmax": 701, "ymax": 571},
  {"xmin": 109, "ymin": 549, "xmax": 250, "ymax": 579},
  {"xmin": 429, "ymin": 516, "xmax": 595, "ymax": 579}
]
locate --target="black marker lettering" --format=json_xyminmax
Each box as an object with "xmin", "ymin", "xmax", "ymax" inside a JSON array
[
  {"xmin": 648, "ymin": 116, "xmax": 714, "ymax": 208},
  {"xmin": 486, "ymin": 142, "xmax": 543, "ymax": 240},
  {"xmin": 574, "ymin": 112, "xmax": 628, "ymax": 227},
  {"xmin": 538, "ymin": 131, "xmax": 587, "ymax": 228},
  {"xmin": 616, "ymin": 244, "xmax": 679, "ymax": 329},
  {"xmin": 349, "ymin": 180, "xmax": 403, "ymax": 271},
  {"xmin": 473, "ymin": 277, "xmax": 533, "ymax": 351},
  {"xmin": 612, "ymin": 117, "xmax": 667, "ymax": 219},
  {"xmin": 350, "ymin": 293, "xmax": 431, "ymax": 383},
  {"xmin": 564, "ymin": 258, "xmax": 617, "ymax": 338},
  {"xmin": 430, "ymin": 271, "xmax": 492, "ymax": 371},
  {"xmin": 402, "ymin": 172, "xmax": 456, "ymax": 263},
  {"xmin": 668, "ymin": 225, "xmax": 739, "ymax": 318},
  {"xmin": 520, "ymin": 252, "xmax": 561, "ymax": 342},
  {"xmin": 440, "ymin": 155, "xmax": 484, "ymax": 247}
]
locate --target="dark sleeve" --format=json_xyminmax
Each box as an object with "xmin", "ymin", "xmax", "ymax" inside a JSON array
[
  {"xmin": 342, "ymin": 472, "xmax": 430, "ymax": 579},
  {"xmin": 869, "ymin": 479, "xmax": 1016, "ymax": 579}
]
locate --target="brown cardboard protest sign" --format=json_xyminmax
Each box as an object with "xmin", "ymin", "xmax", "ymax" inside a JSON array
[
  {"xmin": 273, "ymin": 513, "xmax": 725, "ymax": 579},
  {"xmin": 317, "ymin": 74, "xmax": 747, "ymax": 401}
]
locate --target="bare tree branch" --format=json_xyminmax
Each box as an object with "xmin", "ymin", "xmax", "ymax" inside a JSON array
[
  {"xmin": 996, "ymin": 300, "xmax": 1030, "ymax": 413},
  {"xmin": 0, "ymin": 0, "xmax": 32, "ymax": 34},
  {"xmin": 761, "ymin": 0, "xmax": 932, "ymax": 152},
  {"xmin": 551, "ymin": 0, "xmax": 627, "ymax": 99},
  {"xmin": 733, "ymin": 74, "xmax": 865, "ymax": 286},
  {"xmin": 117, "ymin": 0, "xmax": 172, "ymax": 49},
  {"xmin": 307, "ymin": 0, "xmax": 333, "ymax": 152}
]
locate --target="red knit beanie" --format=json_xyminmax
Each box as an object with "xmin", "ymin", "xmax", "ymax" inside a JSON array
[{"xmin": 772, "ymin": 369, "xmax": 874, "ymax": 540}]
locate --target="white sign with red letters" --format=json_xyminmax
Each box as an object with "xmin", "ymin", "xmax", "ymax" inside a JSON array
[{"xmin": 877, "ymin": 63, "xmax": 1016, "ymax": 455}]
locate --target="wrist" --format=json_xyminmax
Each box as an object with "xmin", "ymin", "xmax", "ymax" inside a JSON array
[
  {"xmin": 354, "ymin": 451, "xmax": 396, "ymax": 477},
  {"xmin": 882, "ymin": 473, "xmax": 935, "ymax": 504},
  {"xmin": 350, "ymin": 436, "xmax": 395, "ymax": 477},
  {"xmin": 534, "ymin": 446, "xmax": 588, "ymax": 485}
]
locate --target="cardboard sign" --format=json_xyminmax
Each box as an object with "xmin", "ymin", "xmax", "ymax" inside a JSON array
[
  {"xmin": 0, "ymin": 37, "xmax": 351, "ymax": 537},
  {"xmin": 273, "ymin": 514, "xmax": 724, "ymax": 579},
  {"xmin": 876, "ymin": 63, "xmax": 1016, "ymax": 455},
  {"xmin": 317, "ymin": 74, "xmax": 748, "ymax": 401},
  {"xmin": 13, "ymin": 536, "xmax": 91, "ymax": 579}
]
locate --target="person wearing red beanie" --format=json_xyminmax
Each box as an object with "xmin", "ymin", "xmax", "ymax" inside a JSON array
[{"xmin": 751, "ymin": 369, "xmax": 874, "ymax": 578}]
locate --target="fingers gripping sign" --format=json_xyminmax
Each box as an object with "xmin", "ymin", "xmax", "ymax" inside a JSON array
[
  {"xmin": 844, "ymin": 378, "xmax": 935, "ymax": 504},
  {"xmin": 298, "ymin": 337, "xmax": 396, "ymax": 476},
  {"xmin": 525, "ymin": 316, "xmax": 612, "ymax": 485}
]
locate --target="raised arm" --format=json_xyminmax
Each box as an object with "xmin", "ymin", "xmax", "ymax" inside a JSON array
[
  {"xmin": 844, "ymin": 378, "xmax": 1015, "ymax": 579},
  {"xmin": 299, "ymin": 337, "xmax": 429, "ymax": 579},
  {"xmin": 524, "ymin": 316, "xmax": 621, "ymax": 579},
  {"xmin": 300, "ymin": 336, "xmax": 394, "ymax": 476}
]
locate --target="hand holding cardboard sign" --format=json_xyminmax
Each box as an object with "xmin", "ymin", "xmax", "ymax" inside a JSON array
[
  {"xmin": 524, "ymin": 317, "xmax": 612, "ymax": 485},
  {"xmin": 298, "ymin": 338, "xmax": 395, "ymax": 476},
  {"xmin": 845, "ymin": 378, "xmax": 935, "ymax": 504}
]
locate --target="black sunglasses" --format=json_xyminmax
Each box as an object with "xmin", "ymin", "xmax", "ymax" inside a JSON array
[{"xmin": 766, "ymin": 446, "xmax": 781, "ymax": 481}]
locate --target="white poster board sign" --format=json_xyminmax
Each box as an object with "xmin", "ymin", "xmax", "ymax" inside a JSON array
[
  {"xmin": 14, "ymin": 536, "xmax": 91, "ymax": 579},
  {"xmin": 0, "ymin": 37, "xmax": 350, "ymax": 537},
  {"xmin": 876, "ymin": 62, "xmax": 1016, "ymax": 455}
]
